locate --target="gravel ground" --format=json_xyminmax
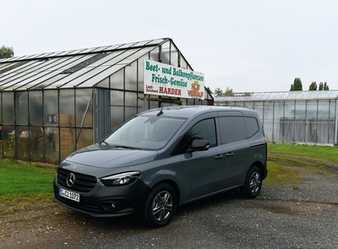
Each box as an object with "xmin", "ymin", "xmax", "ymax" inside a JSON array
[{"xmin": 1, "ymin": 161, "xmax": 338, "ymax": 249}]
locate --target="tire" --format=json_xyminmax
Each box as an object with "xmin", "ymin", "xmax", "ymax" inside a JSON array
[
  {"xmin": 143, "ymin": 183, "xmax": 177, "ymax": 227},
  {"xmin": 241, "ymin": 166, "xmax": 263, "ymax": 198}
]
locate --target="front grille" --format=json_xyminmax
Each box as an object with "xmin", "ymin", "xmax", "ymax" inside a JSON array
[
  {"xmin": 57, "ymin": 168, "xmax": 97, "ymax": 192},
  {"xmin": 54, "ymin": 188, "xmax": 131, "ymax": 214},
  {"xmin": 55, "ymin": 191, "xmax": 102, "ymax": 213}
]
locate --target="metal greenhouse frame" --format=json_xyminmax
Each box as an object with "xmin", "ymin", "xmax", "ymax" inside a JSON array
[
  {"xmin": 215, "ymin": 91, "xmax": 338, "ymax": 146},
  {"xmin": 0, "ymin": 38, "xmax": 213, "ymax": 164}
]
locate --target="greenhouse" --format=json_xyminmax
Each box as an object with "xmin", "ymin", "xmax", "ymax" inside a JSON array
[
  {"xmin": 0, "ymin": 38, "xmax": 213, "ymax": 163},
  {"xmin": 215, "ymin": 91, "xmax": 338, "ymax": 145}
]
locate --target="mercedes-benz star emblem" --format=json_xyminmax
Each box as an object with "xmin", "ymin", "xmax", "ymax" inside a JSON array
[{"xmin": 66, "ymin": 172, "xmax": 76, "ymax": 187}]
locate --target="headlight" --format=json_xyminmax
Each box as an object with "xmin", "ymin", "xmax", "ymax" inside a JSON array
[{"xmin": 100, "ymin": 171, "xmax": 140, "ymax": 186}]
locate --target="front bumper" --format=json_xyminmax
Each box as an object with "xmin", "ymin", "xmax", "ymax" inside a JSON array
[{"xmin": 53, "ymin": 178, "xmax": 150, "ymax": 218}]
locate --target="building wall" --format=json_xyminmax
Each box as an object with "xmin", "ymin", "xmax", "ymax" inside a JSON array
[
  {"xmin": 94, "ymin": 40, "xmax": 212, "ymax": 143},
  {"xmin": 0, "ymin": 40, "xmax": 213, "ymax": 164},
  {"xmin": 216, "ymin": 99, "xmax": 338, "ymax": 145},
  {"xmin": 0, "ymin": 88, "xmax": 94, "ymax": 164}
]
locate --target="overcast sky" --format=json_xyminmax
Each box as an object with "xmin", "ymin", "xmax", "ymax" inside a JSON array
[{"xmin": 2, "ymin": 0, "xmax": 338, "ymax": 92}]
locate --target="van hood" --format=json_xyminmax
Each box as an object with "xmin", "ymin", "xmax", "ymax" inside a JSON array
[{"xmin": 64, "ymin": 143, "xmax": 158, "ymax": 169}]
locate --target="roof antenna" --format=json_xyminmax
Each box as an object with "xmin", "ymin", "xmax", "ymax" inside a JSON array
[{"xmin": 157, "ymin": 107, "xmax": 163, "ymax": 116}]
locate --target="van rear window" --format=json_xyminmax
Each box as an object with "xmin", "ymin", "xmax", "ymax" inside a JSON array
[
  {"xmin": 218, "ymin": 116, "xmax": 247, "ymax": 144},
  {"xmin": 245, "ymin": 117, "xmax": 259, "ymax": 137}
]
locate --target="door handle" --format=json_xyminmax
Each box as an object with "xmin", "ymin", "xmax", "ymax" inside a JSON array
[
  {"xmin": 224, "ymin": 152, "xmax": 234, "ymax": 157},
  {"xmin": 214, "ymin": 154, "xmax": 224, "ymax": 159}
]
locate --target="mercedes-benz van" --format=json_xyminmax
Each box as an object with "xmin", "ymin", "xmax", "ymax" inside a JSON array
[{"xmin": 54, "ymin": 106, "xmax": 267, "ymax": 227}]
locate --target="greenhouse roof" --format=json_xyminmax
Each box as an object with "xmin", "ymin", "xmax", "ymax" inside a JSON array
[
  {"xmin": 215, "ymin": 91, "xmax": 338, "ymax": 102},
  {"xmin": 0, "ymin": 38, "xmax": 178, "ymax": 91}
]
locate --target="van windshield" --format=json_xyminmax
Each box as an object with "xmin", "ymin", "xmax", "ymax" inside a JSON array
[{"xmin": 105, "ymin": 115, "xmax": 186, "ymax": 150}]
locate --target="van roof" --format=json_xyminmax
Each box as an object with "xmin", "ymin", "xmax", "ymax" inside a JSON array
[{"xmin": 140, "ymin": 105, "xmax": 256, "ymax": 118}]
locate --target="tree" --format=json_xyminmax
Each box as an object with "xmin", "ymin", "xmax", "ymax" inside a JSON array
[
  {"xmin": 214, "ymin": 88, "xmax": 223, "ymax": 97},
  {"xmin": 223, "ymin": 87, "xmax": 234, "ymax": 96},
  {"xmin": 324, "ymin": 82, "xmax": 329, "ymax": 90},
  {"xmin": 319, "ymin": 82, "xmax": 324, "ymax": 91},
  {"xmin": 309, "ymin": 81, "xmax": 317, "ymax": 91},
  {"xmin": 290, "ymin": 78, "xmax": 303, "ymax": 91},
  {"xmin": 0, "ymin": 46, "xmax": 14, "ymax": 59}
]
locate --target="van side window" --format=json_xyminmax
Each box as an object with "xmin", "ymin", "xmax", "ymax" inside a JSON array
[
  {"xmin": 218, "ymin": 116, "xmax": 247, "ymax": 144},
  {"xmin": 245, "ymin": 117, "xmax": 259, "ymax": 137},
  {"xmin": 173, "ymin": 119, "xmax": 217, "ymax": 155},
  {"xmin": 187, "ymin": 119, "xmax": 217, "ymax": 147}
]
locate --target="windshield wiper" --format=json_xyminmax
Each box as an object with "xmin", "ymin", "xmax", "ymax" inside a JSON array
[
  {"xmin": 112, "ymin": 145, "xmax": 138, "ymax": 150},
  {"xmin": 99, "ymin": 140, "xmax": 110, "ymax": 146}
]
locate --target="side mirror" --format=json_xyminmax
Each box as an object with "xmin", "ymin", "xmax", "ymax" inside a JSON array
[{"xmin": 190, "ymin": 138, "xmax": 210, "ymax": 151}]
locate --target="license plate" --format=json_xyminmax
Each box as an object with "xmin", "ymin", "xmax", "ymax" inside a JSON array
[{"xmin": 59, "ymin": 188, "xmax": 80, "ymax": 202}]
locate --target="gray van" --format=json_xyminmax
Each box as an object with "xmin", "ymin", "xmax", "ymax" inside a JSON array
[{"xmin": 54, "ymin": 106, "xmax": 267, "ymax": 227}]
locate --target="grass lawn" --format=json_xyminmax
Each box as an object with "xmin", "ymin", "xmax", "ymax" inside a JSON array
[
  {"xmin": 0, "ymin": 159, "xmax": 56, "ymax": 199},
  {"xmin": 266, "ymin": 143, "xmax": 338, "ymax": 186},
  {"xmin": 268, "ymin": 143, "xmax": 338, "ymax": 164},
  {"xmin": 0, "ymin": 143, "xmax": 337, "ymax": 199}
]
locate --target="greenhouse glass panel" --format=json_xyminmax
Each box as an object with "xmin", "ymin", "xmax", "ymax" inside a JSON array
[
  {"xmin": 59, "ymin": 90, "xmax": 75, "ymax": 127},
  {"xmin": 329, "ymin": 100, "xmax": 336, "ymax": 120},
  {"xmin": 180, "ymin": 56, "xmax": 188, "ymax": 69},
  {"xmin": 47, "ymin": 51, "xmax": 124, "ymax": 88},
  {"xmin": 45, "ymin": 127, "xmax": 59, "ymax": 164},
  {"xmin": 60, "ymin": 128, "xmax": 75, "ymax": 160},
  {"xmin": 254, "ymin": 102, "xmax": 263, "ymax": 121},
  {"xmin": 30, "ymin": 127, "xmax": 44, "ymax": 162},
  {"xmin": 137, "ymin": 55, "xmax": 148, "ymax": 91},
  {"xmin": 306, "ymin": 100, "xmax": 318, "ymax": 143},
  {"xmin": 97, "ymin": 76, "xmax": 109, "ymax": 88},
  {"xmin": 66, "ymin": 50, "xmax": 138, "ymax": 88},
  {"xmin": 263, "ymin": 102, "xmax": 273, "ymax": 142},
  {"xmin": 44, "ymin": 90, "xmax": 58, "ymax": 127},
  {"xmin": 2, "ymin": 126, "xmax": 15, "ymax": 158},
  {"xmin": 246, "ymin": 101, "xmax": 254, "ymax": 110},
  {"xmin": 125, "ymin": 61, "xmax": 137, "ymax": 91},
  {"xmin": 150, "ymin": 98, "xmax": 159, "ymax": 108},
  {"xmin": 273, "ymin": 101, "xmax": 284, "ymax": 143},
  {"xmin": 150, "ymin": 47, "xmax": 160, "ymax": 61},
  {"xmin": 125, "ymin": 107, "xmax": 137, "ymax": 121},
  {"xmin": 282, "ymin": 101, "xmax": 295, "ymax": 143},
  {"xmin": 29, "ymin": 55, "xmax": 95, "ymax": 89},
  {"xmin": 79, "ymin": 46, "xmax": 155, "ymax": 87},
  {"xmin": 15, "ymin": 92, "xmax": 28, "ymax": 125},
  {"xmin": 16, "ymin": 126, "xmax": 30, "ymax": 160},
  {"xmin": 125, "ymin": 92, "xmax": 137, "ymax": 107},
  {"xmin": 171, "ymin": 43, "xmax": 178, "ymax": 67},
  {"xmin": 111, "ymin": 106, "xmax": 124, "ymax": 129},
  {"xmin": 294, "ymin": 100, "xmax": 306, "ymax": 143},
  {"xmin": 110, "ymin": 69, "xmax": 124, "ymax": 90},
  {"xmin": 3, "ymin": 57, "xmax": 67, "ymax": 90},
  {"xmin": 317, "ymin": 100, "xmax": 330, "ymax": 144},
  {"xmin": 160, "ymin": 42, "xmax": 170, "ymax": 64},
  {"xmin": 29, "ymin": 91, "xmax": 43, "ymax": 126},
  {"xmin": 76, "ymin": 128, "xmax": 93, "ymax": 150},
  {"xmin": 329, "ymin": 100, "xmax": 336, "ymax": 144},
  {"xmin": 75, "ymin": 89, "xmax": 93, "ymax": 128},
  {"xmin": 3, "ymin": 92, "xmax": 14, "ymax": 124},
  {"xmin": 0, "ymin": 61, "xmax": 44, "ymax": 83},
  {"xmin": 137, "ymin": 93, "xmax": 147, "ymax": 112},
  {"xmin": 111, "ymin": 90, "xmax": 123, "ymax": 106},
  {"xmin": 0, "ymin": 60, "xmax": 54, "ymax": 88}
]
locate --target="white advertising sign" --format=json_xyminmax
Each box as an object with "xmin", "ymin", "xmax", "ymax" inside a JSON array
[{"xmin": 144, "ymin": 59, "xmax": 205, "ymax": 99}]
